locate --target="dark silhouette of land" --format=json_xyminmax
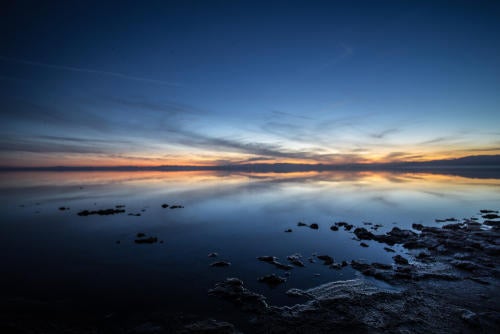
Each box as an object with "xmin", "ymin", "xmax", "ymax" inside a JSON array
[{"xmin": 1, "ymin": 155, "xmax": 499, "ymax": 178}]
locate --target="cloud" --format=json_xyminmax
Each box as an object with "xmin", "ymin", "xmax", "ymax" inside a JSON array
[
  {"xmin": 369, "ymin": 128, "xmax": 400, "ymax": 139},
  {"xmin": 0, "ymin": 56, "xmax": 180, "ymax": 86}
]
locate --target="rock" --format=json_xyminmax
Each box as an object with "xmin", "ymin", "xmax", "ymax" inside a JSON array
[
  {"xmin": 284, "ymin": 228, "xmax": 293, "ymax": 232},
  {"xmin": 384, "ymin": 247, "xmax": 395, "ymax": 252},
  {"xmin": 353, "ymin": 228, "xmax": 374, "ymax": 240},
  {"xmin": 128, "ymin": 213, "xmax": 141, "ymax": 216},
  {"xmin": 480, "ymin": 209, "xmax": 498, "ymax": 214},
  {"xmin": 183, "ymin": 319, "xmax": 238, "ymax": 333},
  {"xmin": 482, "ymin": 214, "xmax": 500, "ymax": 219},
  {"xmin": 77, "ymin": 208, "xmax": 125, "ymax": 216},
  {"xmin": 210, "ymin": 261, "xmax": 231, "ymax": 267},
  {"xmin": 335, "ymin": 222, "xmax": 348, "ymax": 227},
  {"xmin": 258, "ymin": 274, "xmax": 286, "ymax": 286},
  {"xmin": 341, "ymin": 260, "xmax": 348, "ymax": 267},
  {"xmin": 287, "ymin": 254, "xmax": 305, "ymax": 267},
  {"xmin": 344, "ymin": 224, "xmax": 354, "ymax": 231},
  {"xmin": 330, "ymin": 225, "xmax": 339, "ymax": 231},
  {"xmin": 136, "ymin": 233, "xmax": 146, "ymax": 238},
  {"xmin": 208, "ymin": 278, "xmax": 267, "ymax": 312},
  {"xmin": 317, "ymin": 255, "xmax": 334, "ymax": 265},
  {"xmin": 360, "ymin": 242, "xmax": 369, "ymax": 247},
  {"xmin": 208, "ymin": 252, "xmax": 218, "ymax": 258},
  {"xmin": 393, "ymin": 255, "xmax": 409, "ymax": 265},
  {"xmin": 412, "ymin": 223, "xmax": 424, "ymax": 231},
  {"xmin": 116, "ymin": 240, "xmax": 120, "ymax": 244},
  {"xmin": 451, "ymin": 260, "xmax": 479, "ymax": 271},
  {"xmin": 170, "ymin": 205, "xmax": 184, "ymax": 209},
  {"xmin": 135, "ymin": 237, "xmax": 158, "ymax": 244},
  {"xmin": 257, "ymin": 256, "xmax": 293, "ymax": 270},
  {"xmin": 460, "ymin": 309, "xmax": 479, "ymax": 326},
  {"xmin": 161, "ymin": 204, "xmax": 169, "ymax": 208},
  {"xmin": 115, "ymin": 205, "xmax": 125, "ymax": 208},
  {"xmin": 309, "ymin": 223, "xmax": 319, "ymax": 229},
  {"xmin": 330, "ymin": 263, "xmax": 342, "ymax": 269},
  {"xmin": 297, "ymin": 222, "xmax": 308, "ymax": 227},
  {"xmin": 257, "ymin": 256, "xmax": 277, "ymax": 263},
  {"xmin": 58, "ymin": 207, "xmax": 69, "ymax": 211}
]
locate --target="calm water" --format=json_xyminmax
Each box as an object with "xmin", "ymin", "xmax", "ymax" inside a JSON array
[{"xmin": 1, "ymin": 170, "xmax": 499, "ymax": 317}]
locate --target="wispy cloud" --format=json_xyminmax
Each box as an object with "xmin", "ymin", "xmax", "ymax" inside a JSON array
[{"xmin": 0, "ymin": 56, "xmax": 181, "ymax": 86}]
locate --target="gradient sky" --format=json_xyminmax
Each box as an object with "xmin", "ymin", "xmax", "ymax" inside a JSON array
[{"xmin": 1, "ymin": 0, "xmax": 499, "ymax": 166}]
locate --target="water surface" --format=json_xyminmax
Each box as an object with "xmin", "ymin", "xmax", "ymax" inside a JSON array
[{"xmin": 1, "ymin": 170, "xmax": 499, "ymax": 317}]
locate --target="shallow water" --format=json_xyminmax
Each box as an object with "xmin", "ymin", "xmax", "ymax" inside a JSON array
[{"xmin": 0, "ymin": 170, "xmax": 499, "ymax": 316}]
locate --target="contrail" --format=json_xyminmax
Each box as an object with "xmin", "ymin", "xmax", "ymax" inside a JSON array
[{"xmin": 0, "ymin": 56, "xmax": 181, "ymax": 87}]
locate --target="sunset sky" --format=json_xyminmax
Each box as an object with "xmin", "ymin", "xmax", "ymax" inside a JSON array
[{"xmin": 1, "ymin": 0, "xmax": 499, "ymax": 167}]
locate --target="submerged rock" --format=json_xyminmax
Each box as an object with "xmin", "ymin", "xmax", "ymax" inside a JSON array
[
  {"xmin": 297, "ymin": 222, "xmax": 308, "ymax": 227},
  {"xmin": 170, "ymin": 205, "xmax": 184, "ymax": 209},
  {"xmin": 258, "ymin": 274, "xmax": 287, "ymax": 287},
  {"xmin": 134, "ymin": 237, "xmax": 158, "ymax": 244},
  {"xmin": 287, "ymin": 254, "xmax": 305, "ymax": 267},
  {"xmin": 284, "ymin": 228, "xmax": 293, "ymax": 233},
  {"xmin": 210, "ymin": 261, "xmax": 231, "ymax": 267},
  {"xmin": 317, "ymin": 255, "xmax": 334, "ymax": 265},
  {"xmin": 257, "ymin": 256, "xmax": 293, "ymax": 270},
  {"xmin": 330, "ymin": 225, "xmax": 339, "ymax": 231},
  {"xmin": 161, "ymin": 204, "xmax": 169, "ymax": 208},
  {"xmin": 309, "ymin": 223, "xmax": 319, "ymax": 229}
]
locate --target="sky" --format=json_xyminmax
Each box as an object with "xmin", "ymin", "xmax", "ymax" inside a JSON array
[{"xmin": 1, "ymin": 0, "xmax": 499, "ymax": 167}]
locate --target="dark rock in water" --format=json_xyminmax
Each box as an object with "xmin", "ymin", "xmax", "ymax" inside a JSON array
[
  {"xmin": 208, "ymin": 252, "xmax": 218, "ymax": 258},
  {"xmin": 137, "ymin": 233, "xmax": 146, "ymax": 238},
  {"xmin": 258, "ymin": 274, "xmax": 286, "ymax": 286},
  {"xmin": 210, "ymin": 261, "xmax": 231, "ymax": 267},
  {"xmin": 115, "ymin": 205, "xmax": 125, "ymax": 208},
  {"xmin": 58, "ymin": 207, "xmax": 69, "ymax": 211},
  {"xmin": 412, "ymin": 223, "xmax": 424, "ymax": 231},
  {"xmin": 335, "ymin": 222, "xmax": 348, "ymax": 227},
  {"xmin": 128, "ymin": 213, "xmax": 141, "ymax": 216},
  {"xmin": 384, "ymin": 247, "xmax": 395, "ymax": 253},
  {"xmin": 443, "ymin": 223, "xmax": 463, "ymax": 230},
  {"xmin": 460, "ymin": 309, "xmax": 479, "ymax": 326},
  {"xmin": 183, "ymin": 319, "xmax": 237, "ymax": 333},
  {"xmin": 484, "ymin": 220, "xmax": 500, "ymax": 227},
  {"xmin": 287, "ymin": 254, "xmax": 305, "ymax": 267},
  {"xmin": 284, "ymin": 228, "xmax": 293, "ymax": 233},
  {"xmin": 297, "ymin": 222, "xmax": 308, "ymax": 227},
  {"xmin": 257, "ymin": 256, "xmax": 293, "ymax": 270},
  {"xmin": 360, "ymin": 242, "xmax": 369, "ymax": 247},
  {"xmin": 161, "ymin": 204, "xmax": 169, "ymax": 208},
  {"xmin": 208, "ymin": 278, "xmax": 267, "ymax": 312},
  {"xmin": 393, "ymin": 255, "xmax": 409, "ymax": 265},
  {"xmin": 257, "ymin": 256, "xmax": 277, "ymax": 263},
  {"xmin": 482, "ymin": 213, "xmax": 500, "ymax": 219},
  {"xmin": 330, "ymin": 225, "xmax": 339, "ymax": 231},
  {"xmin": 363, "ymin": 222, "xmax": 373, "ymax": 226},
  {"xmin": 170, "ymin": 205, "xmax": 184, "ymax": 209},
  {"xmin": 309, "ymin": 223, "xmax": 319, "ymax": 229},
  {"xmin": 330, "ymin": 263, "xmax": 342, "ymax": 269},
  {"xmin": 341, "ymin": 260, "xmax": 348, "ymax": 267},
  {"xmin": 435, "ymin": 219, "xmax": 446, "ymax": 223},
  {"xmin": 77, "ymin": 208, "xmax": 125, "ymax": 216},
  {"xmin": 116, "ymin": 240, "xmax": 120, "ymax": 244},
  {"xmin": 480, "ymin": 209, "xmax": 498, "ymax": 214},
  {"xmin": 134, "ymin": 237, "xmax": 158, "ymax": 244},
  {"xmin": 344, "ymin": 224, "xmax": 354, "ymax": 231},
  {"xmin": 354, "ymin": 227, "xmax": 374, "ymax": 240},
  {"xmin": 317, "ymin": 255, "xmax": 334, "ymax": 265}
]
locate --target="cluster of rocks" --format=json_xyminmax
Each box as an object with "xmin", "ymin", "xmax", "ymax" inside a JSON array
[{"xmin": 208, "ymin": 210, "xmax": 500, "ymax": 333}]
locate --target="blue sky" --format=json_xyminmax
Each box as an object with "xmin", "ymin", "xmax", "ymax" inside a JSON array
[{"xmin": 1, "ymin": 0, "xmax": 499, "ymax": 166}]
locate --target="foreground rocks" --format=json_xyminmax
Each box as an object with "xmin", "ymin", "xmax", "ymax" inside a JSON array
[{"xmin": 209, "ymin": 217, "xmax": 500, "ymax": 333}]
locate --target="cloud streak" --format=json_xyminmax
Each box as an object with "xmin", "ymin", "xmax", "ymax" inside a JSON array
[{"xmin": 0, "ymin": 56, "xmax": 181, "ymax": 87}]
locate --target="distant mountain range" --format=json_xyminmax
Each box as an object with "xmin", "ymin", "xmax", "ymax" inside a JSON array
[{"xmin": 1, "ymin": 155, "xmax": 499, "ymax": 172}]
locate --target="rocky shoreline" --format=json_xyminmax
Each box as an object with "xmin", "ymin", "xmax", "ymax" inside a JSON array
[{"xmin": 208, "ymin": 213, "xmax": 500, "ymax": 333}]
